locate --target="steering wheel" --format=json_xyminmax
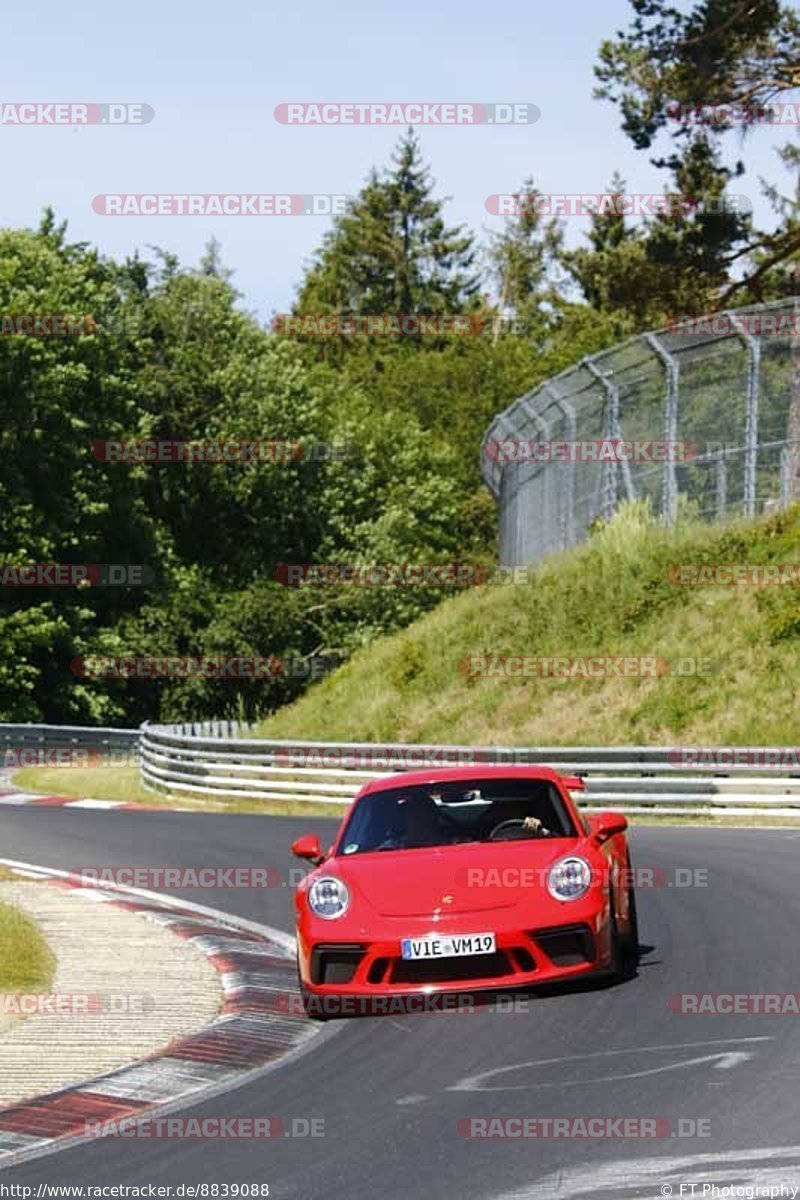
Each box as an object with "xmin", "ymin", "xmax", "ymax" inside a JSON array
[{"xmin": 487, "ymin": 818, "xmax": 547, "ymax": 841}]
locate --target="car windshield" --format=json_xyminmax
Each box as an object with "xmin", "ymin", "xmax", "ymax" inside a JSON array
[{"xmin": 335, "ymin": 778, "xmax": 577, "ymax": 855}]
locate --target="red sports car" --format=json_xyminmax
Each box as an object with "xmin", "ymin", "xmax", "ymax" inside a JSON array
[{"xmin": 291, "ymin": 765, "xmax": 637, "ymax": 1017}]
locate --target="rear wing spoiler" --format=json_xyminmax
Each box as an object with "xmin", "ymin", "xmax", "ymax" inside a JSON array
[{"xmin": 561, "ymin": 774, "xmax": 586, "ymax": 792}]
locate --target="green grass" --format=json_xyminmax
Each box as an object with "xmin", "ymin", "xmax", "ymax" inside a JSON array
[
  {"xmin": 256, "ymin": 502, "xmax": 800, "ymax": 746},
  {"xmin": 15, "ymin": 505, "xmax": 800, "ymax": 825},
  {"xmin": 13, "ymin": 765, "xmax": 160, "ymax": 807},
  {"xmin": 0, "ymin": 901, "xmax": 56, "ymax": 993},
  {"xmin": 11, "ymin": 764, "xmax": 350, "ymax": 819}
]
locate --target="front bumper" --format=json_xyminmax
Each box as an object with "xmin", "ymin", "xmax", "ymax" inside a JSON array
[{"xmin": 296, "ymin": 901, "xmax": 612, "ymax": 998}]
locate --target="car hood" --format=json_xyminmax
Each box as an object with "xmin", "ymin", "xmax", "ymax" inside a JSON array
[{"xmin": 329, "ymin": 839, "xmax": 582, "ymax": 917}]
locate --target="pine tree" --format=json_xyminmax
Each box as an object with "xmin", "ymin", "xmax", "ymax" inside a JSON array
[
  {"xmin": 485, "ymin": 178, "xmax": 564, "ymax": 342},
  {"xmin": 296, "ymin": 129, "xmax": 479, "ymax": 320},
  {"xmin": 594, "ymin": 0, "xmax": 800, "ymax": 296},
  {"xmin": 562, "ymin": 173, "xmax": 663, "ymax": 330},
  {"xmin": 644, "ymin": 136, "xmax": 752, "ymax": 313}
]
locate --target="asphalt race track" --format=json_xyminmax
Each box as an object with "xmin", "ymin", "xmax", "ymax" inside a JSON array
[{"xmin": 2, "ymin": 808, "xmax": 800, "ymax": 1199}]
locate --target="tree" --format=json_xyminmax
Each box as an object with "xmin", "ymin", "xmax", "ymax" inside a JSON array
[
  {"xmin": 644, "ymin": 136, "xmax": 752, "ymax": 313},
  {"xmin": 595, "ymin": 0, "xmax": 800, "ymax": 150},
  {"xmin": 485, "ymin": 178, "xmax": 564, "ymax": 342},
  {"xmin": 199, "ymin": 237, "xmax": 234, "ymax": 282},
  {"xmin": 296, "ymin": 129, "xmax": 479, "ymax": 325},
  {"xmin": 0, "ymin": 222, "xmax": 160, "ymax": 721},
  {"xmin": 562, "ymin": 172, "xmax": 657, "ymax": 329},
  {"xmin": 594, "ymin": 0, "xmax": 800, "ymax": 301}
]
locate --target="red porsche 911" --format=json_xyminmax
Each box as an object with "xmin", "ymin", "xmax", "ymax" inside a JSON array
[{"xmin": 291, "ymin": 765, "xmax": 638, "ymax": 1017}]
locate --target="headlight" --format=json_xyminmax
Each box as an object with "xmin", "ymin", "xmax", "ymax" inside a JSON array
[
  {"xmin": 547, "ymin": 856, "xmax": 592, "ymax": 901},
  {"xmin": 308, "ymin": 876, "xmax": 350, "ymax": 919}
]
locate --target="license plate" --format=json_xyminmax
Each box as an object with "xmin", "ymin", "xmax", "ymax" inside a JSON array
[{"xmin": 400, "ymin": 932, "xmax": 496, "ymax": 960}]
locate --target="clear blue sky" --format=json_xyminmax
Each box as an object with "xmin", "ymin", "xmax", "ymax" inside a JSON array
[{"xmin": 1, "ymin": 0, "xmax": 794, "ymax": 322}]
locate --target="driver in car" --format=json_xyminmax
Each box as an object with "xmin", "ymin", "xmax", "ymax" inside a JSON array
[
  {"xmin": 485, "ymin": 803, "xmax": 554, "ymax": 838},
  {"xmin": 377, "ymin": 793, "xmax": 443, "ymax": 849},
  {"xmin": 521, "ymin": 815, "xmax": 551, "ymax": 836}
]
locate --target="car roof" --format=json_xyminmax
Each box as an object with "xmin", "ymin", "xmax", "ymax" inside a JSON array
[{"xmin": 358, "ymin": 764, "xmax": 570, "ymax": 796}]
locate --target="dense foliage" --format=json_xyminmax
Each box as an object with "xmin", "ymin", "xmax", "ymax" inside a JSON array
[{"xmin": 1, "ymin": 0, "xmax": 798, "ymax": 724}]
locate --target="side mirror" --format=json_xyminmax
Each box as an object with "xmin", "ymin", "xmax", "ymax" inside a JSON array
[
  {"xmin": 291, "ymin": 833, "xmax": 325, "ymax": 865},
  {"xmin": 588, "ymin": 811, "xmax": 628, "ymax": 842}
]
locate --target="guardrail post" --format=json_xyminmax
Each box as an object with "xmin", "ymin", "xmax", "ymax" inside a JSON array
[
  {"xmin": 644, "ymin": 332, "xmax": 680, "ymax": 525},
  {"xmin": 781, "ymin": 445, "xmax": 791, "ymax": 509},
  {"xmin": 721, "ymin": 317, "xmax": 761, "ymax": 518},
  {"xmin": 514, "ymin": 400, "xmax": 553, "ymax": 563},
  {"xmin": 489, "ymin": 416, "xmax": 521, "ymax": 566},
  {"xmin": 543, "ymin": 385, "xmax": 577, "ymax": 547},
  {"xmin": 582, "ymin": 357, "xmax": 637, "ymax": 518},
  {"xmin": 716, "ymin": 452, "xmax": 727, "ymax": 520}
]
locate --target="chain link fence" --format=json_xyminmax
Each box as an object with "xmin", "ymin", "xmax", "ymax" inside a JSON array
[{"xmin": 482, "ymin": 298, "xmax": 800, "ymax": 566}]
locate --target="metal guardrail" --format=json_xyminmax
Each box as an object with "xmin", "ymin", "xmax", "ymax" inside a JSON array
[
  {"xmin": 139, "ymin": 723, "xmax": 800, "ymax": 817},
  {"xmin": 0, "ymin": 723, "xmax": 139, "ymax": 762}
]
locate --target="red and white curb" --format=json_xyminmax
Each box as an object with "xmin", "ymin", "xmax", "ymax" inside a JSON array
[
  {"xmin": 0, "ymin": 858, "xmax": 322, "ymax": 1170},
  {"xmin": 0, "ymin": 786, "xmax": 181, "ymax": 812}
]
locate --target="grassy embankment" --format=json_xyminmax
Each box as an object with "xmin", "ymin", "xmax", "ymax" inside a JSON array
[
  {"xmin": 258, "ymin": 503, "xmax": 800, "ymax": 745},
  {"xmin": 14, "ymin": 503, "xmax": 800, "ymax": 820}
]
